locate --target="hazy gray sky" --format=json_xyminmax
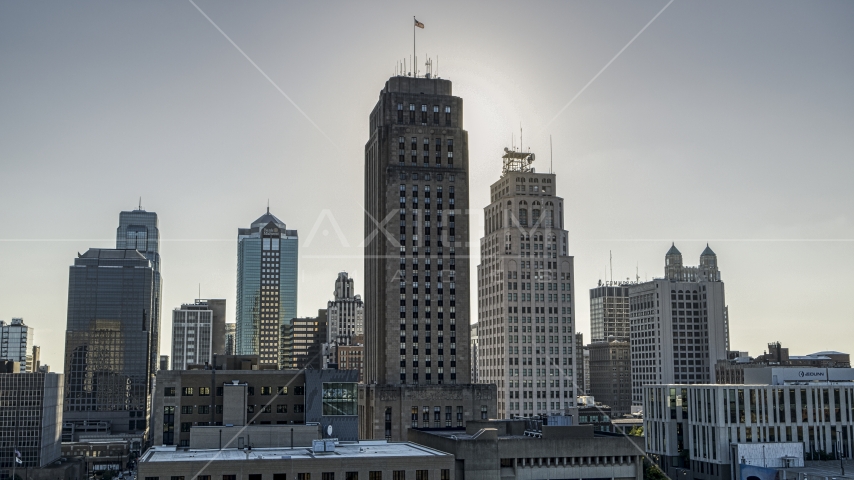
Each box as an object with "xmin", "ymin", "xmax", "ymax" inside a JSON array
[{"xmin": 1, "ymin": 1, "xmax": 852, "ymax": 372}]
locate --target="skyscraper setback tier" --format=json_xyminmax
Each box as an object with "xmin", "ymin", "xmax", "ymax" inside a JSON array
[
  {"xmin": 476, "ymin": 149, "xmax": 577, "ymax": 418},
  {"xmin": 363, "ymin": 76, "xmax": 471, "ymax": 386},
  {"xmin": 171, "ymin": 299, "xmax": 226, "ymax": 370},
  {"xmin": 629, "ymin": 244, "xmax": 729, "ymax": 405},
  {"xmin": 236, "ymin": 209, "xmax": 298, "ymax": 368},
  {"xmin": 116, "ymin": 208, "xmax": 162, "ymax": 381},
  {"xmin": 589, "ymin": 284, "xmax": 630, "ymax": 343},
  {"xmin": 63, "ymin": 248, "xmax": 155, "ymax": 436}
]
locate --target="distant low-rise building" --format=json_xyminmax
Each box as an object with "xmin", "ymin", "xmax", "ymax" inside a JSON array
[
  {"xmin": 716, "ymin": 341, "xmax": 850, "ymax": 384},
  {"xmin": 0, "ymin": 318, "xmax": 34, "ymax": 372}
]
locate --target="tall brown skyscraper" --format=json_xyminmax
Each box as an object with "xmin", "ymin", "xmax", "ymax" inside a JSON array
[
  {"xmin": 360, "ymin": 74, "xmax": 494, "ymax": 440},
  {"xmin": 363, "ymin": 76, "xmax": 471, "ymax": 385}
]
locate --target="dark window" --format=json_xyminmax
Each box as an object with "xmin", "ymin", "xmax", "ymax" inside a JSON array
[
  {"xmin": 444, "ymin": 106, "xmax": 451, "ymax": 125},
  {"xmin": 441, "ymin": 470, "xmax": 450, "ymax": 480},
  {"xmin": 409, "ymin": 104, "xmax": 416, "ymax": 123},
  {"xmin": 433, "ymin": 105, "xmax": 439, "ymax": 125},
  {"xmin": 199, "ymin": 476, "xmax": 211, "ymax": 480},
  {"xmin": 180, "ymin": 422, "xmax": 191, "ymax": 432},
  {"xmin": 397, "ymin": 103, "xmax": 403, "ymax": 123},
  {"xmin": 416, "ymin": 471, "xmax": 429, "ymax": 480},
  {"xmin": 181, "ymin": 406, "xmax": 192, "ymax": 414},
  {"xmin": 249, "ymin": 475, "xmax": 262, "ymax": 480},
  {"xmin": 370, "ymin": 473, "xmax": 382, "ymax": 480},
  {"xmin": 277, "ymin": 404, "xmax": 288, "ymax": 413},
  {"xmin": 182, "ymin": 387, "xmax": 193, "ymax": 396},
  {"xmin": 164, "ymin": 387, "xmax": 175, "ymax": 397},
  {"xmin": 171, "ymin": 476, "xmax": 185, "ymax": 480},
  {"xmin": 217, "ymin": 387, "xmax": 223, "ymax": 396},
  {"xmin": 294, "ymin": 404, "xmax": 305, "ymax": 413},
  {"xmin": 346, "ymin": 473, "xmax": 359, "ymax": 480},
  {"xmin": 248, "ymin": 387, "xmax": 255, "ymax": 395},
  {"xmin": 294, "ymin": 386, "xmax": 305, "ymax": 396},
  {"xmin": 421, "ymin": 104, "xmax": 427, "ymax": 124},
  {"xmin": 393, "ymin": 473, "xmax": 405, "ymax": 480},
  {"xmin": 223, "ymin": 476, "xmax": 237, "ymax": 480},
  {"xmin": 274, "ymin": 475, "xmax": 287, "ymax": 480}
]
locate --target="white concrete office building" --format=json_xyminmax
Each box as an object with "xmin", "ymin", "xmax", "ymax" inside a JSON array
[
  {"xmin": 476, "ymin": 148, "xmax": 576, "ymax": 419},
  {"xmin": 644, "ymin": 368, "xmax": 854, "ymax": 480},
  {"xmin": 629, "ymin": 244, "xmax": 729, "ymax": 405},
  {"xmin": 171, "ymin": 303, "xmax": 214, "ymax": 370}
]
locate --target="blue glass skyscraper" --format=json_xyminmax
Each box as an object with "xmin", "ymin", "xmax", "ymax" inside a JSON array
[{"xmin": 236, "ymin": 209, "xmax": 298, "ymax": 368}]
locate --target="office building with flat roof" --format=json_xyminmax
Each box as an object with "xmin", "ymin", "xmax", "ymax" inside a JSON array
[
  {"xmin": 0, "ymin": 372, "xmax": 63, "ymax": 469},
  {"xmin": 359, "ymin": 74, "xmax": 496, "ymax": 440},
  {"xmin": 63, "ymin": 248, "xmax": 156, "ymax": 438}
]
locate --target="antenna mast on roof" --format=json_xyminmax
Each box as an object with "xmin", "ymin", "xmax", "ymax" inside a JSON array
[
  {"xmin": 550, "ymin": 135, "xmax": 553, "ymax": 174},
  {"xmin": 138, "ymin": 197, "xmax": 142, "ymax": 210},
  {"xmin": 267, "ymin": 199, "xmax": 270, "ymax": 215}
]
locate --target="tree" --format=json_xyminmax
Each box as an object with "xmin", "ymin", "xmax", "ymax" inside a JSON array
[
  {"xmin": 643, "ymin": 459, "xmax": 667, "ymax": 480},
  {"xmin": 629, "ymin": 425, "xmax": 644, "ymax": 436}
]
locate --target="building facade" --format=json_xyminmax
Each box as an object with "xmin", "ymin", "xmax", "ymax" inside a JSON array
[
  {"xmin": 326, "ymin": 272, "xmax": 364, "ymax": 345},
  {"xmin": 589, "ymin": 284, "xmax": 630, "ymax": 343},
  {"xmin": 171, "ymin": 300, "xmax": 223, "ymax": 370},
  {"xmin": 292, "ymin": 310, "xmax": 327, "ymax": 370},
  {"xmin": 337, "ymin": 335, "xmax": 364, "ymax": 383},
  {"xmin": 629, "ymin": 244, "xmax": 729, "ymax": 405},
  {"xmin": 236, "ymin": 209, "xmax": 298, "ymax": 369},
  {"xmin": 575, "ymin": 333, "xmax": 586, "ymax": 395},
  {"xmin": 587, "ymin": 338, "xmax": 632, "ymax": 416},
  {"xmin": 476, "ymin": 148, "xmax": 577, "ymax": 419},
  {"xmin": 470, "ymin": 321, "xmax": 479, "ymax": 383},
  {"xmin": 139, "ymin": 441, "xmax": 455, "ymax": 480},
  {"xmin": 644, "ymin": 369, "xmax": 854, "ymax": 480},
  {"xmin": 225, "ymin": 323, "xmax": 236, "ymax": 355},
  {"xmin": 63, "ymin": 249, "xmax": 156, "ymax": 437},
  {"xmin": 0, "ymin": 318, "xmax": 34, "ymax": 372},
  {"xmin": 116, "ymin": 208, "xmax": 162, "ymax": 382},
  {"xmin": 0, "ymin": 372, "xmax": 63, "ymax": 470},
  {"xmin": 359, "ymin": 74, "xmax": 496, "ymax": 440},
  {"xmin": 409, "ymin": 419, "xmax": 643, "ymax": 480}
]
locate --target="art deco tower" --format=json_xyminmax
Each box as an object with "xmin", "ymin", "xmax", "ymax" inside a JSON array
[
  {"xmin": 360, "ymin": 74, "xmax": 494, "ymax": 441},
  {"xmin": 363, "ymin": 76, "xmax": 471, "ymax": 385},
  {"xmin": 476, "ymin": 149, "xmax": 577, "ymax": 418}
]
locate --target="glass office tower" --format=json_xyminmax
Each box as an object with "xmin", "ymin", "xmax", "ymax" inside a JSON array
[
  {"xmin": 116, "ymin": 208, "xmax": 161, "ymax": 381},
  {"xmin": 63, "ymin": 249, "xmax": 155, "ymax": 436},
  {"xmin": 236, "ymin": 209, "xmax": 298, "ymax": 368}
]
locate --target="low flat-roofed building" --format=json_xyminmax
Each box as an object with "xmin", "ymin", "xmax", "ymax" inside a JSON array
[
  {"xmin": 643, "ymin": 375, "xmax": 854, "ymax": 480},
  {"xmin": 408, "ymin": 419, "xmax": 644, "ymax": 480},
  {"xmin": 138, "ymin": 441, "xmax": 455, "ymax": 480}
]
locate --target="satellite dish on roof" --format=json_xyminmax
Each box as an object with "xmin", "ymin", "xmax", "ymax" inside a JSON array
[{"xmin": 327, "ymin": 425, "xmax": 333, "ymax": 437}]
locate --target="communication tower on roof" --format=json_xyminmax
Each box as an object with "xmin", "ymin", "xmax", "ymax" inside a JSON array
[{"xmin": 501, "ymin": 147, "xmax": 535, "ymax": 177}]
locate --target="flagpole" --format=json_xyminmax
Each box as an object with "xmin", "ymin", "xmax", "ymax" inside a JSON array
[{"xmin": 413, "ymin": 16, "xmax": 416, "ymax": 77}]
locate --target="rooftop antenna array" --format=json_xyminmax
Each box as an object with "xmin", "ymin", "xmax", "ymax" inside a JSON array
[{"xmin": 501, "ymin": 147, "xmax": 535, "ymax": 177}]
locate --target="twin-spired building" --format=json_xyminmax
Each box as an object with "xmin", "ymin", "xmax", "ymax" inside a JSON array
[
  {"xmin": 476, "ymin": 149, "xmax": 577, "ymax": 418},
  {"xmin": 629, "ymin": 244, "xmax": 729, "ymax": 405}
]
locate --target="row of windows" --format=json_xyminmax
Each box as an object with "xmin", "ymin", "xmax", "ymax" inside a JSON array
[
  {"xmin": 397, "ymin": 102, "xmax": 453, "ymax": 126},
  {"xmin": 148, "ymin": 471, "xmax": 448, "ymax": 480},
  {"xmin": 165, "ymin": 386, "xmax": 304, "ymax": 396}
]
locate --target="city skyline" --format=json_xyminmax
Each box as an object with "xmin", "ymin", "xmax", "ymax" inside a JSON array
[{"xmin": 1, "ymin": 2, "xmax": 853, "ymax": 372}]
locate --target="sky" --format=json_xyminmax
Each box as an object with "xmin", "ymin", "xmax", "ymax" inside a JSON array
[{"xmin": 1, "ymin": 1, "xmax": 852, "ymax": 372}]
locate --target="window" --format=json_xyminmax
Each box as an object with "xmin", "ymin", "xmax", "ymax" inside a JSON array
[
  {"xmin": 261, "ymin": 386, "xmax": 273, "ymax": 395},
  {"xmin": 249, "ymin": 476, "xmax": 262, "ymax": 480},
  {"xmin": 393, "ymin": 472, "xmax": 405, "ymax": 480},
  {"xmin": 346, "ymin": 473, "xmax": 359, "ymax": 480},
  {"xmin": 294, "ymin": 404, "xmax": 305, "ymax": 413},
  {"xmin": 171, "ymin": 477, "xmax": 185, "ymax": 480},
  {"xmin": 444, "ymin": 106, "xmax": 451, "ymax": 125},
  {"xmin": 277, "ymin": 404, "xmax": 288, "ymax": 413},
  {"xmin": 298, "ymin": 475, "xmax": 311, "ymax": 480},
  {"xmin": 198, "ymin": 405, "xmax": 210, "ymax": 414},
  {"xmin": 322, "ymin": 474, "xmax": 334, "ymax": 480},
  {"xmin": 274, "ymin": 475, "xmax": 287, "ymax": 480},
  {"xmin": 180, "ymin": 422, "xmax": 191, "ymax": 432},
  {"xmin": 322, "ymin": 383, "xmax": 357, "ymax": 415},
  {"xmin": 481, "ymin": 405, "xmax": 488, "ymax": 419},
  {"xmin": 223, "ymin": 476, "xmax": 237, "ymax": 480},
  {"xmin": 164, "ymin": 387, "xmax": 175, "ymax": 397},
  {"xmin": 416, "ymin": 472, "xmax": 429, "ymax": 480},
  {"xmin": 369, "ymin": 473, "xmax": 382, "ymax": 480},
  {"xmin": 264, "ymin": 405, "xmax": 272, "ymax": 413},
  {"xmin": 182, "ymin": 387, "xmax": 193, "ymax": 396},
  {"xmin": 247, "ymin": 405, "xmax": 255, "ymax": 413},
  {"xmin": 181, "ymin": 405, "xmax": 193, "ymax": 414},
  {"xmin": 199, "ymin": 387, "xmax": 210, "ymax": 396},
  {"xmin": 294, "ymin": 386, "xmax": 305, "ymax": 396},
  {"xmin": 441, "ymin": 471, "xmax": 449, "ymax": 480},
  {"xmin": 278, "ymin": 386, "xmax": 288, "ymax": 395}
]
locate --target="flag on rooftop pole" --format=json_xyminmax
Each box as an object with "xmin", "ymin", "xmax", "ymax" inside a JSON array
[{"xmin": 414, "ymin": 18, "xmax": 424, "ymax": 28}]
